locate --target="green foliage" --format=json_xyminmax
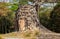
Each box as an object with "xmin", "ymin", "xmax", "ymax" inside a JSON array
[
  {"xmin": 9, "ymin": 3, "xmax": 18, "ymax": 11},
  {"xmin": 0, "ymin": 2, "xmax": 11, "ymax": 16},
  {"xmin": 49, "ymin": 3, "xmax": 60, "ymax": 33},
  {"xmin": 39, "ymin": 3, "xmax": 60, "ymax": 33},
  {"xmin": 0, "ymin": 2, "xmax": 15, "ymax": 34},
  {"xmin": 19, "ymin": 0, "xmax": 28, "ymax": 5},
  {"xmin": 29, "ymin": 0, "xmax": 34, "ymax": 2},
  {"xmin": 39, "ymin": 7, "xmax": 52, "ymax": 27},
  {"xmin": 9, "ymin": 0, "xmax": 34, "ymax": 11}
]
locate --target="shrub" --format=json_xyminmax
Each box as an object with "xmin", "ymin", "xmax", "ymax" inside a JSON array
[{"xmin": 0, "ymin": 2, "xmax": 15, "ymax": 34}]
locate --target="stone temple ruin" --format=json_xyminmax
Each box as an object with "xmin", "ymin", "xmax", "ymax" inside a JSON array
[
  {"xmin": 15, "ymin": 4, "xmax": 52, "ymax": 33},
  {"xmin": 16, "ymin": 5, "xmax": 40, "ymax": 31},
  {"xmin": 15, "ymin": 4, "xmax": 60, "ymax": 39}
]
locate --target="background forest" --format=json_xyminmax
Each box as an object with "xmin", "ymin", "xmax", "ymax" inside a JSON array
[{"xmin": 0, "ymin": 0, "xmax": 60, "ymax": 34}]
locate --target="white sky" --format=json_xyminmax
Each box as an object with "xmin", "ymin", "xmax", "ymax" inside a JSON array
[{"xmin": 0, "ymin": 0, "xmax": 13, "ymax": 2}]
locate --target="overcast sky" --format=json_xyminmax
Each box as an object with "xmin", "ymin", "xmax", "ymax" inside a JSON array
[{"xmin": 0, "ymin": 0, "xmax": 13, "ymax": 2}]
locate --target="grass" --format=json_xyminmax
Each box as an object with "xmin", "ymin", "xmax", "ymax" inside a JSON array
[
  {"xmin": 0, "ymin": 28, "xmax": 40, "ymax": 39},
  {"xmin": 0, "ymin": 36, "xmax": 3, "ymax": 39}
]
